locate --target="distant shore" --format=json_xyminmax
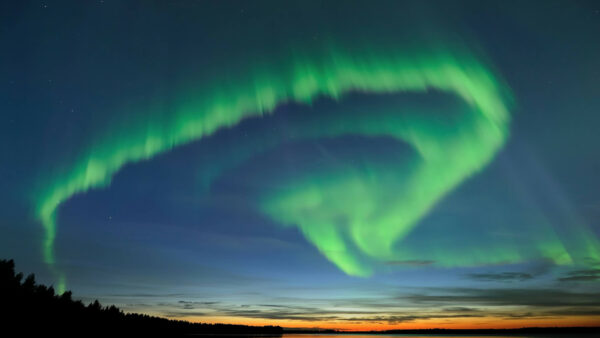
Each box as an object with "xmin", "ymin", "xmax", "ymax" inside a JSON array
[{"xmin": 283, "ymin": 326, "xmax": 600, "ymax": 335}]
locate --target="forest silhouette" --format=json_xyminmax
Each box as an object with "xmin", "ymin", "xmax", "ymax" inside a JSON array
[
  {"xmin": 1, "ymin": 258, "xmax": 283, "ymax": 335},
  {"xmin": 3, "ymin": 258, "xmax": 599, "ymax": 336}
]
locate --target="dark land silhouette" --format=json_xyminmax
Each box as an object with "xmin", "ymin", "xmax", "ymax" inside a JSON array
[
  {"xmin": 356, "ymin": 327, "xmax": 600, "ymax": 335},
  {"xmin": 1, "ymin": 258, "xmax": 282, "ymax": 335},
  {"xmin": 2, "ymin": 258, "xmax": 599, "ymax": 336}
]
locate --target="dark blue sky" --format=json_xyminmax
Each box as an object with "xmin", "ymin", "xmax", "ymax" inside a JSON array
[{"xmin": 1, "ymin": 0, "xmax": 599, "ymax": 329}]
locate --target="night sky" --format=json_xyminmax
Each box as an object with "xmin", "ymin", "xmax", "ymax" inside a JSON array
[{"xmin": 1, "ymin": 0, "xmax": 600, "ymax": 330}]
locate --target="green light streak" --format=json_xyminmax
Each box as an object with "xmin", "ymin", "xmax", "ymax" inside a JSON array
[
  {"xmin": 35, "ymin": 44, "xmax": 513, "ymax": 282},
  {"xmin": 259, "ymin": 97, "xmax": 509, "ymax": 275}
]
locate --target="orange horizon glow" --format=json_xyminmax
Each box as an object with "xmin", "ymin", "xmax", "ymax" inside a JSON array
[{"xmin": 156, "ymin": 314, "xmax": 600, "ymax": 331}]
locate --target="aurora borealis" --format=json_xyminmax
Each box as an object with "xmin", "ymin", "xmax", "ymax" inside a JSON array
[
  {"xmin": 37, "ymin": 46, "xmax": 515, "ymax": 284},
  {"xmin": 2, "ymin": 0, "xmax": 600, "ymax": 330}
]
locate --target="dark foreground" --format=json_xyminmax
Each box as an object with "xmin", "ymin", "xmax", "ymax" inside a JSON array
[
  {"xmin": 2, "ymin": 259, "xmax": 598, "ymax": 336},
  {"xmin": 341, "ymin": 327, "xmax": 600, "ymax": 336},
  {"xmin": 284, "ymin": 327, "xmax": 600, "ymax": 336},
  {"xmin": 1, "ymin": 259, "xmax": 282, "ymax": 335}
]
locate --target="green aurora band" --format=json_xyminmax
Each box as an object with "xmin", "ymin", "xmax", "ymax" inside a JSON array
[{"xmin": 35, "ymin": 43, "xmax": 527, "ymax": 290}]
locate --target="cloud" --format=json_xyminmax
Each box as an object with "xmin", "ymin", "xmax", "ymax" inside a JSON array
[
  {"xmin": 558, "ymin": 269, "xmax": 600, "ymax": 282},
  {"xmin": 337, "ymin": 313, "xmax": 485, "ymax": 324},
  {"xmin": 177, "ymin": 300, "xmax": 220, "ymax": 309},
  {"xmin": 442, "ymin": 307, "xmax": 480, "ymax": 312},
  {"xmin": 466, "ymin": 272, "xmax": 534, "ymax": 282},
  {"xmin": 163, "ymin": 304, "xmax": 487, "ymax": 323},
  {"xmin": 133, "ymin": 285, "xmax": 600, "ymax": 325},
  {"xmin": 107, "ymin": 293, "xmax": 187, "ymax": 298},
  {"xmin": 544, "ymin": 308, "xmax": 600, "ymax": 316},
  {"xmin": 164, "ymin": 311, "xmax": 209, "ymax": 318},
  {"xmin": 406, "ymin": 288, "xmax": 600, "ymax": 307}
]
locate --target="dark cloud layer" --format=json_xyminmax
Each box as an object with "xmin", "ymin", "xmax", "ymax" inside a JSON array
[
  {"xmin": 406, "ymin": 288, "xmax": 600, "ymax": 307},
  {"xmin": 467, "ymin": 272, "xmax": 534, "ymax": 282},
  {"xmin": 147, "ymin": 286, "xmax": 600, "ymax": 324},
  {"xmin": 558, "ymin": 269, "xmax": 600, "ymax": 282}
]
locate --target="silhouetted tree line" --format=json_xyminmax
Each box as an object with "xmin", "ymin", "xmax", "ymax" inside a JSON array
[{"xmin": 1, "ymin": 259, "xmax": 282, "ymax": 335}]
